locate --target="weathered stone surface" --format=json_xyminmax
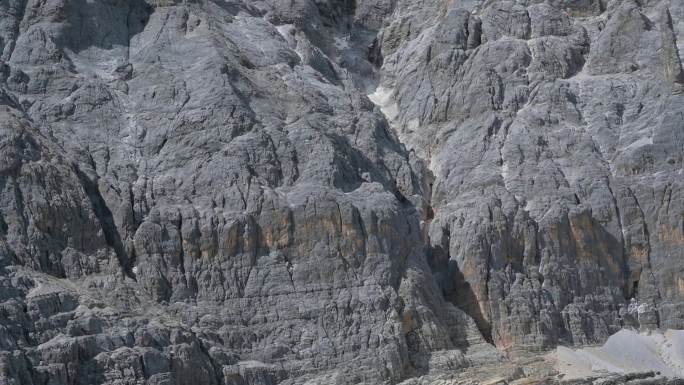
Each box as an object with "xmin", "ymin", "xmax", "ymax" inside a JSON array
[
  {"xmin": 379, "ymin": 0, "xmax": 684, "ymax": 358},
  {"xmin": 0, "ymin": 0, "xmax": 682, "ymax": 384}
]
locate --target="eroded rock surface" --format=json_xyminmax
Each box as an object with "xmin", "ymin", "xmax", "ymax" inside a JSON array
[
  {"xmin": 379, "ymin": 0, "xmax": 684, "ymax": 358},
  {"xmin": 0, "ymin": 0, "xmax": 682, "ymax": 384}
]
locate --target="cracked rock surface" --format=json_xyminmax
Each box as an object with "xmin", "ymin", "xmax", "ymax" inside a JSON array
[{"xmin": 0, "ymin": 0, "xmax": 682, "ymax": 384}]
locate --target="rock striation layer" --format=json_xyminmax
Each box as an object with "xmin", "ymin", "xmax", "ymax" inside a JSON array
[{"xmin": 0, "ymin": 0, "xmax": 682, "ymax": 384}]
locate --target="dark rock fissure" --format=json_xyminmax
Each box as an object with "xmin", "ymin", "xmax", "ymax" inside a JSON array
[{"xmin": 75, "ymin": 166, "xmax": 132, "ymax": 278}]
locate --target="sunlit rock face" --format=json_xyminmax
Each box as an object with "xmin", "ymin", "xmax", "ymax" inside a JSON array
[
  {"xmin": 0, "ymin": 0, "xmax": 682, "ymax": 384},
  {"xmin": 379, "ymin": 0, "xmax": 684, "ymax": 357}
]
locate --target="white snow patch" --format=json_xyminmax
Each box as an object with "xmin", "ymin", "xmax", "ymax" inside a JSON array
[
  {"xmin": 500, "ymin": 160, "xmax": 523, "ymax": 202},
  {"xmin": 367, "ymin": 86, "xmax": 399, "ymax": 121},
  {"xmin": 501, "ymin": 160, "xmax": 509, "ymax": 181},
  {"xmin": 367, "ymin": 85, "xmax": 419, "ymax": 151},
  {"xmin": 624, "ymin": 136, "xmax": 654, "ymax": 151},
  {"xmin": 555, "ymin": 329, "xmax": 684, "ymax": 380},
  {"xmin": 275, "ymin": 24, "xmax": 296, "ymax": 47}
]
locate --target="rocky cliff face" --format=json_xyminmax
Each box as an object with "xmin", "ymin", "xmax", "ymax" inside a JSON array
[{"xmin": 0, "ymin": 0, "xmax": 682, "ymax": 384}]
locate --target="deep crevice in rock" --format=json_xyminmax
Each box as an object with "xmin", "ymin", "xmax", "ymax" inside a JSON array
[{"xmin": 74, "ymin": 167, "xmax": 133, "ymax": 279}]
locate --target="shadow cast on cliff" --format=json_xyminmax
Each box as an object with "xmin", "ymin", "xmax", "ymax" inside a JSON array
[
  {"xmin": 428, "ymin": 242, "xmax": 494, "ymax": 345},
  {"xmin": 59, "ymin": 0, "xmax": 152, "ymax": 53}
]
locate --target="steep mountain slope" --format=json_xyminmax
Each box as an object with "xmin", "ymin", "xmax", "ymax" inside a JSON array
[
  {"xmin": 0, "ymin": 0, "xmax": 682, "ymax": 384},
  {"xmin": 379, "ymin": 0, "xmax": 684, "ymax": 353}
]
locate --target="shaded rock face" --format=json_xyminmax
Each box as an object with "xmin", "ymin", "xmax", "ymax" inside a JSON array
[{"xmin": 0, "ymin": 0, "xmax": 680, "ymax": 385}]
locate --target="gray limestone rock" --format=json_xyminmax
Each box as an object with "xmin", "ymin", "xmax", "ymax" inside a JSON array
[
  {"xmin": 0, "ymin": 0, "xmax": 682, "ymax": 384},
  {"xmin": 379, "ymin": 0, "xmax": 684, "ymax": 358}
]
